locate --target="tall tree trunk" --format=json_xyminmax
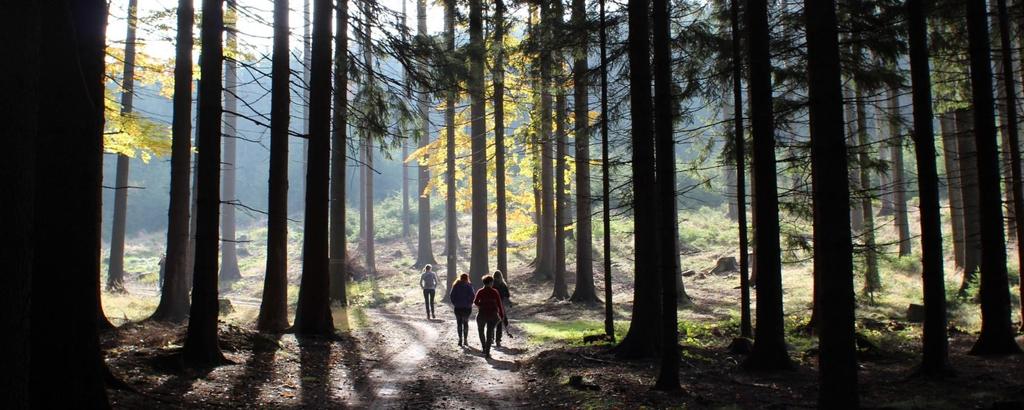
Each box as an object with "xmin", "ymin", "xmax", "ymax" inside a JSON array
[
  {"xmin": 964, "ymin": 0, "xmax": 1022, "ymax": 355},
  {"xmin": 468, "ymin": 0, "xmax": 489, "ymax": 285},
  {"xmin": 570, "ymin": 0, "xmax": 598, "ymax": 304},
  {"xmin": 855, "ymin": 85, "xmax": 881, "ymax": 297},
  {"xmin": 535, "ymin": 0, "xmax": 556, "ymax": 281},
  {"xmin": 652, "ymin": 0, "xmax": 679, "ymax": 388},
  {"xmin": 599, "ymin": 0, "xmax": 615, "ymax": 340},
  {"xmin": 186, "ymin": 84, "xmax": 201, "ymax": 291},
  {"xmin": 956, "ymin": 109, "xmax": 982, "ymax": 295},
  {"xmin": 414, "ymin": 0, "xmax": 438, "ymax": 269},
  {"xmin": 444, "ymin": 0, "xmax": 458, "ymax": 299},
  {"xmin": 361, "ymin": 4, "xmax": 377, "ymax": 276},
  {"xmin": 805, "ymin": 0, "xmax": 859, "ymax": 403},
  {"xmin": 743, "ymin": 0, "xmax": 792, "ymax": 371},
  {"xmin": 257, "ymin": 0, "xmax": 293, "ymax": 332},
  {"xmin": 293, "ymin": 0, "xmax": 336, "ymax": 336},
  {"xmin": 107, "ymin": 0, "xmax": 140, "ymax": 294},
  {"xmin": 494, "ymin": 0, "xmax": 509, "ymax": 279},
  {"xmin": 888, "ymin": 88, "xmax": 912, "ymax": 257},
  {"xmin": 729, "ymin": 0, "xmax": 752, "ymax": 340},
  {"xmin": 299, "ymin": 0, "xmax": 311, "ymax": 206},
  {"xmin": 329, "ymin": 0, "xmax": 349, "ymax": 305},
  {"xmin": 845, "ymin": 88, "xmax": 864, "ymax": 234},
  {"xmin": 152, "ymin": 0, "xmax": 195, "ymax": 323},
  {"xmin": 613, "ymin": 0, "xmax": 661, "ymax": 359},
  {"xmin": 940, "ymin": 112, "xmax": 966, "ymax": 270},
  {"xmin": 3, "ymin": 2, "xmax": 38, "ymax": 404},
  {"xmin": 726, "ymin": 165, "xmax": 739, "ymax": 220},
  {"xmin": 32, "ymin": 1, "xmax": 111, "ymax": 405},
  {"xmin": 183, "ymin": 0, "xmax": 228, "ymax": 367},
  {"xmin": 991, "ymin": 2, "xmax": 1017, "ymax": 243},
  {"xmin": 906, "ymin": 0, "xmax": 951, "ymax": 376},
  {"xmin": 553, "ymin": 90, "xmax": 570, "ymax": 300},
  {"xmin": 220, "ymin": 0, "xmax": 242, "ymax": 284},
  {"xmin": 996, "ymin": 0, "xmax": 1024, "ymax": 333}
]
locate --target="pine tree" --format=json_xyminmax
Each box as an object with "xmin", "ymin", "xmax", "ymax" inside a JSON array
[
  {"xmin": 293, "ymin": 0, "xmax": 337, "ymax": 336},
  {"xmin": 468, "ymin": 0, "xmax": 489, "ymax": 284},
  {"xmin": 614, "ymin": 0, "xmax": 661, "ymax": 360},
  {"xmin": 257, "ymin": 0, "xmax": 293, "ymax": 332},
  {"xmin": 963, "ymin": 0, "xmax": 1022, "ymax": 355},
  {"xmin": 152, "ymin": 0, "xmax": 195, "ymax": 323},
  {"xmin": 329, "ymin": 0, "xmax": 350, "ymax": 305},
  {"xmin": 413, "ymin": 0, "xmax": 438, "ymax": 270},
  {"xmin": 494, "ymin": 0, "xmax": 509, "ymax": 278},
  {"xmin": 805, "ymin": 0, "xmax": 858, "ymax": 403},
  {"xmin": 183, "ymin": 0, "xmax": 228, "ymax": 367},
  {"xmin": 598, "ymin": 0, "xmax": 615, "ymax": 340},
  {"xmin": 31, "ymin": 1, "xmax": 111, "ymax": 405},
  {"xmin": 220, "ymin": 0, "xmax": 242, "ymax": 284},
  {"xmin": 743, "ymin": 0, "xmax": 792, "ymax": 371},
  {"xmin": 107, "ymin": 0, "xmax": 140, "ymax": 294},
  {"xmin": 570, "ymin": 0, "xmax": 599, "ymax": 304},
  {"xmin": 906, "ymin": 0, "xmax": 951, "ymax": 375}
]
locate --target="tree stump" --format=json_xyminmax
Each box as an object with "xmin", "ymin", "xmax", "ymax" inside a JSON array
[{"xmin": 710, "ymin": 256, "xmax": 739, "ymax": 274}]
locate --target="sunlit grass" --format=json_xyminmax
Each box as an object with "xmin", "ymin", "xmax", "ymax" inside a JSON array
[{"xmin": 518, "ymin": 320, "xmax": 628, "ymax": 346}]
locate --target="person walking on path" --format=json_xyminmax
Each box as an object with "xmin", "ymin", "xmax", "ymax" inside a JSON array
[
  {"xmin": 473, "ymin": 275, "xmax": 507, "ymax": 358},
  {"xmin": 450, "ymin": 273, "xmax": 475, "ymax": 347},
  {"xmin": 493, "ymin": 271, "xmax": 511, "ymax": 347},
  {"xmin": 420, "ymin": 264, "xmax": 441, "ymax": 319}
]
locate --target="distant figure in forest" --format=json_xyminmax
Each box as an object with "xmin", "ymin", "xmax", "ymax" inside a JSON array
[
  {"xmin": 450, "ymin": 273, "xmax": 475, "ymax": 347},
  {"xmin": 493, "ymin": 270, "xmax": 511, "ymax": 347},
  {"xmin": 473, "ymin": 275, "xmax": 508, "ymax": 358},
  {"xmin": 420, "ymin": 264, "xmax": 440, "ymax": 319}
]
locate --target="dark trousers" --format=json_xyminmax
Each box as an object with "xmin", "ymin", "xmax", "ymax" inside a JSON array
[
  {"xmin": 496, "ymin": 298, "xmax": 510, "ymax": 344},
  {"xmin": 423, "ymin": 289, "xmax": 436, "ymax": 317},
  {"xmin": 454, "ymin": 307, "xmax": 472, "ymax": 342},
  {"xmin": 477, "ymin": 316, "xmax": 498, "ymax": 355}
]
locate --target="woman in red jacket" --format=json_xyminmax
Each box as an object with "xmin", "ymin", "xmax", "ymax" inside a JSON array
[{"xmin": 473, "ymin": 275, "xmax": 507, "ymax": 358}]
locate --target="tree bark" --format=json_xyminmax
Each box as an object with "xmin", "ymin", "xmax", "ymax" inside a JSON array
[
  {"xmin": 599, "ymin": 0, "xmax": 615, "ymax": 340},
  {"xmin": 728, "ymin": 0, "xmax": 752, "ymax": 340},
  {"xmin": 940, "ymin": 112, "xmax": 966, "ymax": 270},
  {"xmin": 293, "ymin": 0, "xmax": 336, "ymax": 335},
  {"xmin": 413, "ymin": 0, "xmax": 437, "ymax": 270},
  {"xmin": 855, "ymin": 85, "xmax": 881, "ymax": 297},
  {"xmin": 444, "ymin": 0, "xmax": 458, "ymax": 299},
  {"xmin": 107, "ymin": 0, "xmax": 139, "ymax": 294},
  {"xmin": 652, "ymin": 0, "xmax": 679, "ymax": 388},
  {"xmin": 183, "ymin": 0, "xmax": 228, "ymax": 367},
  {"xmin": 220, "ymin": 0, "xmax": 242, "ymax": 284},
  {"xmin": 535, "ymin": 0, "xmax": 556, "ymax": 281},
  {"xmin": 257, "ymin": 0, "xmax": 293, "ymax": 332},
  {"xmin": 553, "ymin": 89, "xmax": 570, "ymax": 300},
  {"xmin": 2, "ymin": 2, "xmax": 37, "ymax": 404},
  {"xmin": 956, "ymin": 109, "xmax": 982, "ymax": 295},
  {"xmin": 32, "ymin": 1, "xmax": 111, "ymax": 405},
  {"xmin": 743, "ymin": 0, "xmax": 792, "ymax": 371},
  {"xmin": 361, "ymin": 3, "xmax": 377, "ymax": 276},
  {"xmin": 570, "ymin": 0, "xmax": 598, "ymax": 304},
  {"xmin": 991, "ymin": 2, "xmax": 1017, "ymax": 243},
  {"xmin": 329, "ymin": 0, "xmax": 349, "ymax": 305},
  {"xmin": 613, "ymin": 0, "xmax": 660, "ymax": 360},
  {"xmin": 995, "ymin": 0, "xmax": 1024, "ymax": 333},
  {"xmin": 964, "ymin": 0, "xmax": 1022, "ymax": 355},
  {"xmin": 152, "ymin": 0, "xmax": 195, "ymax": 323},
  {"xmin": 494, "ymin": 0, "xmax": 509, "ymax": 279},
  {"xmin": 888, "ymin": 88, "xmax": 912, "ymax": 257},
  {"xmin": 804, "ymin": 0, "xmax": 859, "ymax": 403},
  {"xmin": 468, "ymin": 0, "xmax": 489, "ymax": 285},
  {"xmin": 906, "ymin": 0, "xmax": 951, "ymax": 375}
]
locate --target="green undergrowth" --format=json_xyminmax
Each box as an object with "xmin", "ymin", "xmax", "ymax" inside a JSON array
[{"xmin": 518, "ymin": 319, "xmax": 629, "ymax": 346}]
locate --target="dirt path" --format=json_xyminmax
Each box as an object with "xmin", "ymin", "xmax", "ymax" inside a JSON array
[{"xmin": 350, "ymin": 304, "xmax": 530, "ymax": 409}]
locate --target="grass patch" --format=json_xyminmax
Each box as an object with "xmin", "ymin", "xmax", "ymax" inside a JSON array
[{"xmin": 518, "ymin": 320, "xmax": 628, "ymax": 346}]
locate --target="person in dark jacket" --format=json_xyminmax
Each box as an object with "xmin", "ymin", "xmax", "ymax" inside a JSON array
[
  {"xmin": 492, "ymin": 270, "xmax": 511, "ymax": 347},
  {"xmin": 449, "ymin": 273, "xmax": 475, "ymax": 347},
  {"xmin": 473, "ymin": 275, "xmax": 507, "ymax": 358}
]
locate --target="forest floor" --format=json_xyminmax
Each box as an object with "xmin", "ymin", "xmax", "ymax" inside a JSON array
[{"xmin": 101, "ymin": 208, "xmax": 1024, "ymax": 408}]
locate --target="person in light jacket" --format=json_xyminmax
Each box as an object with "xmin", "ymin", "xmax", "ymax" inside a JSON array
[{"xmin": 419, "ymin": 264, "xmax": 440, "ymax": 319}]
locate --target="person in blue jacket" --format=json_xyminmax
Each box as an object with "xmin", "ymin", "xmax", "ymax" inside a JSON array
[{"xmin": 449, "ymin": 273, "xmax": 475, "ymax": 347}]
